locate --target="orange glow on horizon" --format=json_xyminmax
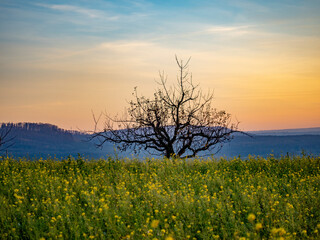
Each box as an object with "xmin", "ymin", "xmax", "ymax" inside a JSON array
[{"xmin": 1, "ymin": 1, "xmax": 319, "ymax": 131}]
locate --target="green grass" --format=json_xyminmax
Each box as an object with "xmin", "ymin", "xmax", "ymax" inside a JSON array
[{"xmin": 0, "ymin": 155, "xmax": 320, "ymax": 239}]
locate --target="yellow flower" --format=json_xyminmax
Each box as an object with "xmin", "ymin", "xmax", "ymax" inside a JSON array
[
  {"xmin": 278, "ymin": 228, "xmax": 286, "ymax": 236},
  {"xmin": 255, "ymin": 223, "xmax": 263, "ymax": 231},
  {"xmin": 271, "ymin": 227, "xmax": 286, "ymax": 236},
  {"xmin": 247, "ymin": 213, "xmax": 256, "ymax": 222},
  {"xmin": 151, "ymin": 220, "xmax": 160, "ymax": 228},
  {"xmin": 165, "ymin": 236, "xmax": 174, "ymax": 240}
]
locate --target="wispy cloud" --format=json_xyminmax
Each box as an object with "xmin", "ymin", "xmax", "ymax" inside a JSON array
[
  {"xmin": 36, "ymin": 3, "xmax": 119, "ymax": 20},
  {"xmin": 227, "ymin": 0, "xmax": 269, "ymax": 13},
  {"xmin": 138, "ymin": 24, "xmax": 255, "ymax": 46},
  {"xmin": 205, "ymin": 25, "xmax": 252, "ymax": 36},
  {"xmin": 206, "ymin": 25, "xmax": 250, "ymax": 32},
  {"xmin": 99, "ymin": 41, "xmax": 154, "ymax": 50}
]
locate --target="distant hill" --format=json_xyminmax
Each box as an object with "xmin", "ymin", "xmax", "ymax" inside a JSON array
[
  {"xmin": 0, "ymin": 122, "xmax": 114, "ymax": 159},
  {"xmin": 217, "ymin": 134, "xmax": 320, "ymax": 157},
  {"xmin": 248, "ymin": 127, "xmax": 320, "ymax": 136},
  {"xmin": 1, "ymin": 122, "xmax": 319, "ymax": 159}
]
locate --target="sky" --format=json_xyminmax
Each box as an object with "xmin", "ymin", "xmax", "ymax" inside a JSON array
[{"xmin": 0, "ymin": 0, "xmax": 319, "ymax": 131}]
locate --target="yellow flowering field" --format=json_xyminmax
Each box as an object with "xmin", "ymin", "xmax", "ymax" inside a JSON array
[{"xmin": 0, "ymin": 155, "xmax": 319, "ymax": 239}]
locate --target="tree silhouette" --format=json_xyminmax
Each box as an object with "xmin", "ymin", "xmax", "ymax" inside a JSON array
[{"xmin": 92, "ymin": 57, "xmax": 244, "ymax": 158}]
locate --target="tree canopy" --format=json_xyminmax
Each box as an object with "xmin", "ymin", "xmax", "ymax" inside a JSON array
[{"xmin": 92, "ymin": 57, "xmax": 242, "ymax": 158}]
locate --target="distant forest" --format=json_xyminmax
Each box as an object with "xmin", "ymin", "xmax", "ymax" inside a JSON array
[
  {"xmin": 0, "ymin": 122, "xmax": 108, "ymax": 158},
  {"xmin": 1, "ymin": 122, "xmax": 83, "ymax": 135}
]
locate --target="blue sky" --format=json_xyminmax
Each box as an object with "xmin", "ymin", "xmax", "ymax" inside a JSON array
[
  {"xmin": 1, "ymin": 0, "xmax": 320, "ymax": 130},
  {"xmin": 2, "ymin": 1, "xmax": 319, "ymax": 45}
]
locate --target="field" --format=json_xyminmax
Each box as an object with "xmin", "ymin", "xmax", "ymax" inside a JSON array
[{"xmin": 0, "ymin": 155, "xmax": 319, "ymax": 239}]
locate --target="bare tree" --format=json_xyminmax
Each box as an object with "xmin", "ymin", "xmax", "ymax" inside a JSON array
[
  {"xmin": 92, "ymin": 57, "xmax": 244, "ymax": 158},
  {"xmin": 0, "ymin": 123, "xmax": 15, "ymax": 153}
]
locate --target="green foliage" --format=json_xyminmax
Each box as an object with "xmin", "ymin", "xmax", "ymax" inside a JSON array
[{"xmin": 0, "ymin": 155, "xmax": 319, "ymax": 239}]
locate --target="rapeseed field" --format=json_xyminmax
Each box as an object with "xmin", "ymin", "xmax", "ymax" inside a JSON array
[{"xmin": 0, "ymin": 155, "xmax": 319, "ymax": 239}]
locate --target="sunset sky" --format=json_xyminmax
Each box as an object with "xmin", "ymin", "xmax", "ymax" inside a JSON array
[{"xmin": 1, "ymin": 0, "xmax": 319, "ymax": 131}]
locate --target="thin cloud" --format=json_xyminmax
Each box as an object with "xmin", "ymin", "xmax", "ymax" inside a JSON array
[
  {"xmin": 99, "ymin": 41, "xmax": 154, "ymax": 50},
  {"xmin": 205, "ymin": 25, "xmax": 252, "ymax": 35},
  {"xmin": 36, "ymin": 3, "xmax": 119, "ymax": 20},
  {"xmin": 140, "ymin": 25, "xmax": 254, "ymax": 44},
  {"xmin": 227, "ymin": 0, "xmax": 270, "ymax": 13}
]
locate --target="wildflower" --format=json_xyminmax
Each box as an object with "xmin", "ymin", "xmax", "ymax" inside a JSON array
[
  {"xmin": 247, "ymin": 213, "xmax": 256, "ymax": 222},
  {"xmin": 254, "ymin": 222, "xmax": 262, "ymax": 231},
  {"xmin": 165, "ymin": 236, "xmax": 174, "ymax": 240},
  {"xmin": 103, "ymin": 204, "xmax": 109, "ymax": 209},
  {"xmin": 278, "ymin": 228, "xmax": 286, "ymax": 236},
  {"xmin": 271, "ymin": 228, "xmax": 286, "ymax": 236},
  {"xmin": 151, "ymin": 220, "xmax": 160, "ymax": 228},
  {"xmin": 287, "ymin": 203, "xmax": 294, "ymax": 209}
]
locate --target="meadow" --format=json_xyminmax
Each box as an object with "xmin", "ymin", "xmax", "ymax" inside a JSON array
[{"xmin": 0, "ymin": 155, "xmax": 319, "ymax": 240}]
